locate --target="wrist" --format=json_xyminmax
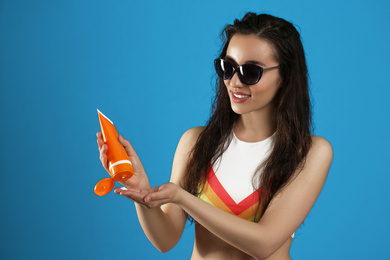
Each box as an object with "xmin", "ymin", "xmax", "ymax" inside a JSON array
[{"xmin": 173, "ymin": 185, "xmax": 187, "ymax": 206}]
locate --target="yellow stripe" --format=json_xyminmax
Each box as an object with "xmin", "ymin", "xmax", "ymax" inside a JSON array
[
  {"xmin": 200, "ymin": 182, "xmax": 234, "ymax": 215},
  {"xmin": 199, "ymin": 192, "xmax": 214, "ymax": 206}
]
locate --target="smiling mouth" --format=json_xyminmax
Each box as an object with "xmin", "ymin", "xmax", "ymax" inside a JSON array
[{"xmin": 232, "ymin": 93, "xmax": 251, "ymax": 98}]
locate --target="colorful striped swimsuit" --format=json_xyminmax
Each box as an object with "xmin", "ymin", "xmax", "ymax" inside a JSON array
[{"xmin": 198, "ymin": 132, "xmax": 274, "ymax": 222}]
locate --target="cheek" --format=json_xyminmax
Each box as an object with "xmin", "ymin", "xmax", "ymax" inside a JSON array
[
  {"xmin": 225, "ymin": 83, "xmax": 232, "ymax": 97},
  {"xmin": 254, "ymin": 75, "xmax": 282, "ymax": 99},
  {"xmin": 251, "ymin": 83, "xmax": 280, "ymax": 103}
]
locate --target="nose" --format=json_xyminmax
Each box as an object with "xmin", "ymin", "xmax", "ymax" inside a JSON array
[{"xmin": 227, "ymin": 71, "xmax": 244, "ymax": 88}]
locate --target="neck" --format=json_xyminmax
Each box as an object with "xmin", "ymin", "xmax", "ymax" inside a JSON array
[{"xmin": 233, "ymin": 107, "xmax": 276, "ymax": 142}]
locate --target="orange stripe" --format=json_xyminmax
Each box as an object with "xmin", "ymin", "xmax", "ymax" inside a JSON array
[
  {"xmin": 207, "ymin": 167, "xmax": 260, "ymax": 216},
  {"xmin": 238, "ymin": 202, "xmax": 261, "ymax": 220},
  {"xmin": 201, "ymin": 181, "xmax": 234, "ymax": 215}
]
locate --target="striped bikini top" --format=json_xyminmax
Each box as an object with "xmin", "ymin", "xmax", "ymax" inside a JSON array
[{"xmin": 198, "ymin": 132, "xmax": 275, "ymax": 222}]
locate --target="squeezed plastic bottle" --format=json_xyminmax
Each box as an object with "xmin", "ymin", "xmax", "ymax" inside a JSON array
[{"xmin": 94, "ymin": 109, "xmax": 134, "ymax": 196}]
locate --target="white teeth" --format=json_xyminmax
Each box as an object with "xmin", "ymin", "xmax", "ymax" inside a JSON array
[{"xmin": 233, "ymin": 93, "xmax": 250, "ymax": 98}]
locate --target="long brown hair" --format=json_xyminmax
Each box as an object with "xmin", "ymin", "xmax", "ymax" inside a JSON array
[{"xmin": 183, "ymin": 13, "xmax": 312, "ymax": 220}]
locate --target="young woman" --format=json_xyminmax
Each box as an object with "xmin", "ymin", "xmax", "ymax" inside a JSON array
[{"xmin": 97, "ymin": 12, "xmax": 333, "ymax": 260}]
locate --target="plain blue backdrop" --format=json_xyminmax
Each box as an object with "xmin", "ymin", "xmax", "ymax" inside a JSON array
[{"xmin": 1, "ymin": 0, "xmax": 389, "ymax": 259}]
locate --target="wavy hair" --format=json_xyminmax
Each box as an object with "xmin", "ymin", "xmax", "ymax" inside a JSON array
[{"xmin": 183, "ymin": 12, "xmax": 313, "ymax": 220}]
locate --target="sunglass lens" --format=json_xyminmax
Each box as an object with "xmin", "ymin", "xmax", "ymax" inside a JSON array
[
  {"xmin": 239, "ymin": 64, "xmax": 262, "ymax": 85},
  {"xmin": 215, "ymin": 59, "xmax": 234, "ymax": 80}
]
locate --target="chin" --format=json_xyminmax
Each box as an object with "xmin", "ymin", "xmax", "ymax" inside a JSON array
[{"xmin": 230, "ymin": 103, "xmax": 248, "ymax": 115}]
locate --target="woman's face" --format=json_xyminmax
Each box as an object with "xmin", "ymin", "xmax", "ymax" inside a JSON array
[{"xmin": 224, "ymin": 34, "xmax": 282, "ymax": 117}]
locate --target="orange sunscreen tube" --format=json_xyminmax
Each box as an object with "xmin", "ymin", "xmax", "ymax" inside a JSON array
[{"xmin": 94, "ymin": 109, "xmax": 134, "ymax": 196}]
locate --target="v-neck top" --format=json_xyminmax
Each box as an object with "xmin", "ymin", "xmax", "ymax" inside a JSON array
[{"xmin": 198, "ymin": 132, "xmax": 274, "ymax": 222}]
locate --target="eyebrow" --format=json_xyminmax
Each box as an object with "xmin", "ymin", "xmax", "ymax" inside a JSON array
[{"xmin": 225, "ymin": 55, "xmax": 266, "ymax": 67}]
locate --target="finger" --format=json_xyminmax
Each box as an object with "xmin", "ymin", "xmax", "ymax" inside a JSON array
[
  {"xmin": 138, "ymin": 186, "xmax": 161, "ymax": 203},
  {"xmin": 120, "ymin": 189, "xmax": 148, "ymax": 201},
  {"xmin": 144, "ymin": 188, "xmax": 170, "ymax": 203},
  {"xmin": 118, "ymin": 190, "xmax": 152, "ymax": 208},
  {"xmin": 115, "ymin": 186, "xmax": 143, "ymax": 194},
  {"xmin": 96, "ymin": 132, "xmax": 104, "ymax": 149},
  {"xmin": 96, "ymin": 133, "xmax": 104, "ymax": 150},
  {"xmin": 146, "ymin": 198, "xmax": 171, "ymax": 208},
  {"xmin": 99, "ymin": 144, "xmax": 109, "ymax": 171},
  {"xmin": 114, "ymin": 187, "xmax": 127, "ymax": 194},
  {"xmin": 97, "ymin": 138, "xmax": 104, "ymax": 151}
]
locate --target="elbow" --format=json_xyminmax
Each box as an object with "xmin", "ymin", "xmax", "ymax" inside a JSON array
[
  {"xmin": 152, "ymin": 241, "xmax": 177, "ymax": 253},
  {"xmin": 252, "ymin": 251, "xmax": 275, "ymax": 260},
  {"xmin": 252, "ymin": 252, "xmax": 271, "ymax": 260},
  {"xmin": 249, "ymin": 239, "xmax": 280, "ymax": 260},
  {"xmin": 156, "ymin": 245, "xmax": 175, "ymax": 253},
  {"xmin": 157, "ymin": 247, "xmax": 170, "ymax": 253},
  {"xmin": 147, "ymin": 229, "xmax": 182, "ymax": 253}
]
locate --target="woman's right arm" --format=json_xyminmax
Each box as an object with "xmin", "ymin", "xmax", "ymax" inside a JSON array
[{"xmin": 98, "ymin": 127, "xmax": 204, "ymax": 252}]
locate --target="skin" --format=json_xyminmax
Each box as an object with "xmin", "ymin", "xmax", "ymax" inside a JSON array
[
  {"xmin": 225, "ymin": 34, "xmax": 282, "ymax": 142},
  {"xmin": 96, "ymin": 34, "xmax": 333, "ymax": 259}
]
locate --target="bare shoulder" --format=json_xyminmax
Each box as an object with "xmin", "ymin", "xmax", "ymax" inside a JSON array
[
  {"xmin": 309, "ymin": 135, "xmax": 333, "ymax": 163},
  {"xmin": 178, "ymin": 126, "xmax": 205, "ymax": 151},
  {"xmin": 298, "ymin": 135, "xmax": 333, "ymax": 182},
  {"xmin": 311, "ymin": 135, "xmax": 332, "ymax": 148},
  {"xmin": 170, "ymin": 126, "xmax": 205, "ymax": 184},
  {"xmin": 182, "ymin": 126, "xmax": 205, "ymax": 140}
]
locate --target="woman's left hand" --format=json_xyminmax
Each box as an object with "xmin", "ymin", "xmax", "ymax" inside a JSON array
[{"xmin": 118, "ymin": 182, "xmax": 181, "ymax": 208}]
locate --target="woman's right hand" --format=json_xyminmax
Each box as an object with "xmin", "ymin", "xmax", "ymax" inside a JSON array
[{"xmin": 96, "ymin": 132, "xmax": 152, "ymax": 193}]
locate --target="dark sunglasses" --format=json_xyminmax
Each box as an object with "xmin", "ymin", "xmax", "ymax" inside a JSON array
[{"xmin": 214, "ymin": 58, "xmax": 280, "ymax": 85}]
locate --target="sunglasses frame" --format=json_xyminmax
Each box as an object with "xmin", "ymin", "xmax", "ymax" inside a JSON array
[{"xmin": 214, "ymin": 58, "xmax": 280, "ymax": 85}]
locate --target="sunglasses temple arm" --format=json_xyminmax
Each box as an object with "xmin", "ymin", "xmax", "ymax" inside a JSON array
[{"xmin": 263, "ymin": 65, "xmax": 281, "ymax": 71}]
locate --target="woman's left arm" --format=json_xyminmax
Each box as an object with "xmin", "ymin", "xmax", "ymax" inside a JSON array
[{"xmin": 143, "ymin": 136, "xmax": 333, "ymax": 259}]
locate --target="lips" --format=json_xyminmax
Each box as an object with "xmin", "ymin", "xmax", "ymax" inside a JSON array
[{"xmin": 231, "ymin": 91, "xmax": 251, "ymax": 103}]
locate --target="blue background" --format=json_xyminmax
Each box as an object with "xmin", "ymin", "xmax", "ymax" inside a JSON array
[{"xmin": 1, "ymin": 0, "xmax": 389, "ymax": 259}]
